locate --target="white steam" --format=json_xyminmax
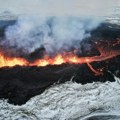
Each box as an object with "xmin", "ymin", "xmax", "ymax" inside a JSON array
[{"xmin": 5, "ymin": 16, "xmax": 102, "ymax": 54}]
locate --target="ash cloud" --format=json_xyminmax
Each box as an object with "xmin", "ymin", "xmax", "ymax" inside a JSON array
[{"xmin": 4, "ymin": 16, "xmax": 102, "ymax": 56}]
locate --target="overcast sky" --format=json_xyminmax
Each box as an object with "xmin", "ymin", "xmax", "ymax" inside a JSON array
[{"xmin": 0, "ymin": 0, "xmax": 120, "ymax": 16}]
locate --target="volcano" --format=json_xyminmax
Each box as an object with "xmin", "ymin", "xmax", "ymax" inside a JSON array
[{"xmin": 0, "ymin": 20, "xmax": 120, "ymax": 105}]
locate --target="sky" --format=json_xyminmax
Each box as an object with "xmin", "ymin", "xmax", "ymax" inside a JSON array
[{"xmin": 0, "ymin": 0, "xmax": 120, "ymax": 16}]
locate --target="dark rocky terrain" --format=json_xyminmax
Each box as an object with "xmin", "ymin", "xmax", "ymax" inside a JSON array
[
  {"xmin": 0, "ymin": 20, "xmax": 16, "ymax": 37},
  {"xmin": 0, "ymin": 20, "xmax": 120, "ymax": 105}
]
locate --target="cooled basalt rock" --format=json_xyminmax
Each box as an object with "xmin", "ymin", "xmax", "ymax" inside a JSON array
[
  {"xmin": 0, "ymin": 21, "xmax": 120, "ymax": 105},
  {"xmin": 0, "ymin": 20, "xmax": 16, "ymax": 37},
  {"xmin": 0, "ymin": 59, "xmax": 118, "ymax": 105}
]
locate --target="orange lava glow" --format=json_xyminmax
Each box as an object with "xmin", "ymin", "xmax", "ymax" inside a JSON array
[
  {"xmin": 0, "ymin": 39, "xmax": 120, "ymax": 68},
  {"xmin": 0, "ymin": 54, "xmax": 28, "ymax": 67}
]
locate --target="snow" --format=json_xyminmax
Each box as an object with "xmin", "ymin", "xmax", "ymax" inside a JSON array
[
  {"xmin": 0, "ymin": 76, "xmax": 120, "ymax": 120},
  {"xmin": 0, "ymin": 2, "xmax": 120, "ymax": 120}
]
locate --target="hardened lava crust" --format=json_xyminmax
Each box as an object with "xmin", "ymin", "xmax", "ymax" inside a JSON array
[{"xmin": 0, "ymin": 21, "xmax": 120, "ymax": 105}]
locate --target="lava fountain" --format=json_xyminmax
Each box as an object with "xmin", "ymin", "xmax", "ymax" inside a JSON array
[{"xmin": 0, "ymin": 39, "xmax": 120, "ymax": 69}]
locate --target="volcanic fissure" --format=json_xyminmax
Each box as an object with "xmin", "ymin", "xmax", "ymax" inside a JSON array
[{"xmin": 0, "ymin": 20, "xmax": 120, "ymax": 105}]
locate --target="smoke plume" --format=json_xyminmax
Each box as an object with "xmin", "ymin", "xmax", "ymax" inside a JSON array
[{"xmin": 4, "ymin": 16, "xmax": 102, "ymax": 56}]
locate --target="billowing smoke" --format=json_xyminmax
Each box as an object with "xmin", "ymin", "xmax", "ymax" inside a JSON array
[{"xmin": 4, "ymin": 16, "xmax": 102, "ymax": 56}]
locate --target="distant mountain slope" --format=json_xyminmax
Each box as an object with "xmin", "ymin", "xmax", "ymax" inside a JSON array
[{"xmin": 0, "ymin": 11, "xmax": 17, "ymax": 20}]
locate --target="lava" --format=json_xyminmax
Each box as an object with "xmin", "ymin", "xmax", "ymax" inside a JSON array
[
  {"xmin": 87, "ymin": 62, "xmax": 103, "ymax": 76},
  {"xmin": 0, "ymin": 39, "xmax": 120, "ymax": 69},
  {"xmin": 0, "ymin": 53, "xmax": 28, "ymax": 67}
]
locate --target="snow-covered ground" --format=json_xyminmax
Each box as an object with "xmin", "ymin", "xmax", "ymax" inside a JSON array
[{"xmin": 0, "ymin": 76, "xmax": 120, "ymax": 120}]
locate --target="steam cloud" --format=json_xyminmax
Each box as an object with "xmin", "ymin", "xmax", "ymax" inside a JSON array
[{"xmin": 4, "ymin": 16, "xmax": 102, "ymax": 55}]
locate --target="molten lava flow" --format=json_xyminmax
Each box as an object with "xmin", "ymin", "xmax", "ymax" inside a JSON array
[
  {"xmin": 0, "ymin": 53, "xmax": 28, "ymax": 67},
  {"xmin": 0, "ymin": 39, "xmax": 120, "ymax": 68},
  {"xmin": 87, "ymin": 62, "xmax": 103, "ymax": 76}
]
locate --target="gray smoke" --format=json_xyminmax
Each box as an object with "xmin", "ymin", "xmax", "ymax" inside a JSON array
[{"xmin": 4, "ymin": 16, "xmax": 102, "ymax": 55}]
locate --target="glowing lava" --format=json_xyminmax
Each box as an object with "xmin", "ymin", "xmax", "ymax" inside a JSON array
[
  {"xmin": 0, "ymin": 53, "xmax": 28, "ymax": 67},
  {"xmin": 0, "ymin": 39, "xmax": 120, "ymax": 68}
]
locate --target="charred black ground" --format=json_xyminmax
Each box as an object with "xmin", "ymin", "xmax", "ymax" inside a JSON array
[{"xmin": 0, "ymin": 21, "xmax": 120, "ymax": 105}]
